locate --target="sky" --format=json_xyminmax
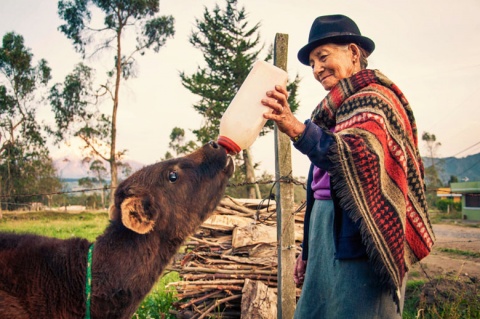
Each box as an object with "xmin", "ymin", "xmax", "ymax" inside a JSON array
[{"xmin": 1, "ymin": 0, "xmax": 480, "ymax": 178}]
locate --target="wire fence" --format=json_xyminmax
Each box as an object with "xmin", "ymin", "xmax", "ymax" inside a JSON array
[
  {"xmin": 2, "ymin": 178, "xmax": 466, "ymax": 201},
  {"xmin": 0, "ymin": 178, "xmax": 471, "ymax": 213},
  {"xmin": 0, "ymin": 176, "xmax": 307, "ymax": 211}
]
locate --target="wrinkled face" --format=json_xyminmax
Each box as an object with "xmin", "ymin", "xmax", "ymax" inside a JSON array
[
  {"xmin": 110, "ymin": 141, "xmax": 234, "ymax": 235},
  {"xmin": 309, "ymin": 43, "xmax": 358, "ymax": 91}
]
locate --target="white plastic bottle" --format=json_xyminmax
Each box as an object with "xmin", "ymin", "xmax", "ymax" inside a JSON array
[{"xmin": 217, "ymin": 60, "xmax": 288, "ymax": 154}]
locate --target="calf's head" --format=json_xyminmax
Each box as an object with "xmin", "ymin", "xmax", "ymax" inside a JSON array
[{"xmin": 109, "ymin": 141, "xmax": 234, "ymax": 237}]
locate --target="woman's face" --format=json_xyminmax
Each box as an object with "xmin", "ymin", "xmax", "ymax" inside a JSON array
[{"xmin": 309, "ymin": 43, "xmax": 359, "ymax": 91}]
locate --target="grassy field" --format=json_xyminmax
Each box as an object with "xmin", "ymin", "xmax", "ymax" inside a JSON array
[
  {"xmin": 0, "ymin": 210, "xmax": 178, "ymax": 319},
  {"xmin": 1, "ymin": 210, "xmax": 479, "ymax": 318},
  {"xmin": 0, "ymin": 211, "xmax": 109, "ymax": 241}
]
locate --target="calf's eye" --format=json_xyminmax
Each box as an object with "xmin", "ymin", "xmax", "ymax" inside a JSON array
[{"xmin": 168, "ymin": 171, "xmax": 178, "ymax": 183}]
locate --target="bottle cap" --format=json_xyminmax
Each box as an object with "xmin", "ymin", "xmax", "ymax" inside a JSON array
[{"xmin": 217, "ymin": 135, "xmax": 241, "ymax": 155}]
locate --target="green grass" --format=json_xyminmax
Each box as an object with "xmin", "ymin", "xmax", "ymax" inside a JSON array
[
  {"xmin": 437, "ymin": 248, "xmax": 480, "ymax": 258},
  {"xmin": 133, "ymin": 272, "xmax": 179, "ymax": 319},
  {"xmin": 403, "ymin": 278, "xmax": 480, "ymax": 319},
  {"xmin": 0, "ymin": 211, "xmax": 109, "ymax": 241},
  {"xmin": 0, "ymin": 211, "xmax": 178, "ymax": 318},
  {"xmin": 429, "ymin": 210, "xmax": 463, "ymax": 223},
  {"xmin": 403, "ymin": 280, "xmax": 426, "ymax": 319},
  {"xmin": 3, "ymin": 211, "xmax": 479, "ymax": 318}
]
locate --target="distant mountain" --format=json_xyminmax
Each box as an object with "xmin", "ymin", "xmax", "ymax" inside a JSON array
[
  {"xmin": 423, "ymin": 153, "xmax": 480, "ymax": 183},
  {"xmin": 53, "ymin": 153, "xmax": 480, "ymax": 184},
  {"xmin": 53, "ymin": 155, "xmax": 146, "ymax": 179}
]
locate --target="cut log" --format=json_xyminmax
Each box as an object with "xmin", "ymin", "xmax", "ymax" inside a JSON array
[
  {"xmin": 240, "ymin": 279, "xmax": 277, "ymax": 319},
  {"xmin": 203, "ymin": 214, "xmax": 253, "ymax": 231},
  {"xmin": 232, "ymin": 224, "xmax": 276, "ymax": 248},
  {"xmin": 168, "ymin": 197, "xmax": 306, "ymax": 318}
]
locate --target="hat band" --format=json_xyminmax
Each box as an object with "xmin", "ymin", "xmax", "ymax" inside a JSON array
[{"xmin": 311, "ymin": 31, "xmax": 359, "ymax": 40}]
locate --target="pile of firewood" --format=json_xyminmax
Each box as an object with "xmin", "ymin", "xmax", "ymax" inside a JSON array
[{"xmin": 167, "ymin": 196, "xmax": 305, "ymax": 319}]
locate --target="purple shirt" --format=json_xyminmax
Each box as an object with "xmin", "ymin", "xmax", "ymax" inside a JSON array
[{"xmin": 312, "ymin": 166, "xmax": 331, "ymax": 200}]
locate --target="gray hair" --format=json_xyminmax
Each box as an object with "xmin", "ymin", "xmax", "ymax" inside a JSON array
[
  {"xmin": 336, "ymin": 43, "xmax": 369, "ymax": 69},
  {"xmin": 356, "ymin": 45, "xmax": 369, "ymax": 69}
]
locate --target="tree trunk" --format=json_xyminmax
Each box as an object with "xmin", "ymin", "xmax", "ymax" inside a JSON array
[
  {"xmin": 243, "ymin": 148, "xmax": 260, "ymax": 199},
  {"xmin": 0, "ymin": 176, "xmax": 2, "ymax": 218},
  {"xmin": 101, "ymin": 188, "xmax": 106, "ymax": 210},
  {"xmin": 109, "ymin": 23, "xmax": 124, "ymax": 206}
]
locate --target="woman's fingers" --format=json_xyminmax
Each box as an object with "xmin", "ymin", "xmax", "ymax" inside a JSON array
[{"xmin": 294, "ymin": 254, "xmax": 307, "ymax": 285}]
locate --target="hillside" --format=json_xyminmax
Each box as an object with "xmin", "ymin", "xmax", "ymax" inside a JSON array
[
  {"xmin": 423, "ymin": 153, "xmax": 480, "ymax": 183},
  {"xmin": 53, "ymin": 153, "xmax": 480, "ymax": 184},
  {"xmin": 53, "ymin": 155, "xmax": 145, "ymax": 179}
]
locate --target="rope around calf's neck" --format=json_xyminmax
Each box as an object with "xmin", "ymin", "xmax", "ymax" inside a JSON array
[{"xmin": 84, "ymin": 244, "xmax": 94, "ymax": 319}]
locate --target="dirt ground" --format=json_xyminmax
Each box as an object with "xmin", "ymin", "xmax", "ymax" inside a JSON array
[{"xmin": 409, "ymin": 221, "xmax": 480, "ymax": 282}]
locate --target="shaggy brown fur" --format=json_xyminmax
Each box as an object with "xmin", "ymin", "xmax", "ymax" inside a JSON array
[{"xmin": 0, "ymin": 142, "xmax": 234, "ymax": 319}]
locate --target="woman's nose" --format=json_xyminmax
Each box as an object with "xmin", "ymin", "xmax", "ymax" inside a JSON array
[{"xmin": 313, "ymin": 63, "xmax": 324, "ymax": 77}]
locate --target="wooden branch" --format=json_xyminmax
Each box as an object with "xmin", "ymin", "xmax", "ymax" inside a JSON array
[
  {"xmin": 178, "ymin": 290, "xmax": 223, "ymax": 309},
  {"xmin": 182, "ymin": 273, "xmax": 277, "ymax": 282},
  {"xmin": 220, "ymin": 198, "xmax": 257, "ymax": 216},
  {"xmin": 197, "ymin": 295, "xmax": 242, "ymax": 319},
  {"xmin": 173, "ymin": 279, "xmax": 245, "ymax": 286},
  {"xmin": 170, "ymin": 195, "xmax": 305, "ymax": 317},
  {"xmin": 180, "ymin": 266, "xmax": 277, "ymax": 275}
]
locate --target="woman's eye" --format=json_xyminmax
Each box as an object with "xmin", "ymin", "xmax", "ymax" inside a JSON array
[{"xmin": 168, "ymin": 171, "xmax": 178, "ymax": 183}]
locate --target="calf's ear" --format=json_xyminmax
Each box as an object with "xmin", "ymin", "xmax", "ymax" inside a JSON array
[{"xmin": 120, "ymin": 196, "xmax": 155, "ymax": 234}]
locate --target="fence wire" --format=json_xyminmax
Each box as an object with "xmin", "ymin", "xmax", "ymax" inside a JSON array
[{"xmin": 0, "ymin": 176, "xmax": 307, "ymax": 200}]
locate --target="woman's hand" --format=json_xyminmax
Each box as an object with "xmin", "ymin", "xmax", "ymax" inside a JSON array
[
  {"xmin": 294, "ymin": 253, "xmax": 307, "ymax": 286},
  {"xmin": 261, "ymin": 85, "xmax": 305, "ymax": 139}
]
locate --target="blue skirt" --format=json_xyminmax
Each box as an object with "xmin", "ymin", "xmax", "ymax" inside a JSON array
[{"xmin": 294, "ymin": 200, "xmax": 405, "ymax": 319}]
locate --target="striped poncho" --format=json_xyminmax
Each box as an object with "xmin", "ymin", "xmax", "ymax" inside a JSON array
[{"xmin": 312, "ymin": 69, "xmax": 435, "ymax": 304}]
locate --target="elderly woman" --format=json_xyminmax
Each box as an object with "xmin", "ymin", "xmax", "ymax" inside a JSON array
[{"xmin": 262, "ymin": 15, "xmax": 435, "ymax": 318}]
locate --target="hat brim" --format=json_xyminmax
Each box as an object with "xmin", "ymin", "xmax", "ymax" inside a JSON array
[{"xmin": 297, "ymin": 35, "xmax": 375, "ymax": 65}]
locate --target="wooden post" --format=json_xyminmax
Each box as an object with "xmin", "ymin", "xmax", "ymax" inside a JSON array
[{"xmin": 273, "ymin": 33, "xmax": 296, "ymax": 319}]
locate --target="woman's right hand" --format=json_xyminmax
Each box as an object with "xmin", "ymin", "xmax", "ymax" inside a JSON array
[
  {"xmin": 294, "ymin": 253, "xmax": 307, "ymax": 286},
  {"xmin": 261, "ymin": 85, "xmax": 305, "ymax": 139}
]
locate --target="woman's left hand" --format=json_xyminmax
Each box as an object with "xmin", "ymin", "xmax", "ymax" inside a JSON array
[{"xmin": 261, "ymin": 85, "xmax": 305, "ymax": 139}]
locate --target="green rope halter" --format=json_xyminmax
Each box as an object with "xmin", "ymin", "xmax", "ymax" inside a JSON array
[{"xmin": 84, "ymin": 244, "xmax": 94, "ymax": 319}]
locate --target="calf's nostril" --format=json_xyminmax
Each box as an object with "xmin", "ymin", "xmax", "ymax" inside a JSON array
[{"xmin": 209, "ymin": 141, "xmax": 219, "ymax": 149}]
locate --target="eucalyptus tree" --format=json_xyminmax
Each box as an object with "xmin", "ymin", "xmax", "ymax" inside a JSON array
[
  {"xmin": 79, "ymin": 158, "xmax": 109, "ymax": 208},
  {"xmin": 51, "ymin": 0, "xmax": 175, "ymax": 203},
  {"xmin": 422, "ymin": 131, "xmax": 443, "ymax": 187},
  {"xmin": 175, "ymin": 0, "xmax": 300, "ymax": 198},
  {"xmin": 0, "ymin": 32, "xmax": 60, "ymax": 209}
]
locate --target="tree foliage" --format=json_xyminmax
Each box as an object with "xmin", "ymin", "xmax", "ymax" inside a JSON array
[
  {"xmin": 0, "ymin": 32, "xmax": 61, "ymax": 209},
  {"xmin": 52, "ymin": 0, "xmax": 175, "ymax": 203},
  {"xmin": 172, "ymin": 0, "xmax": 300, "ymax": 198},
  {"xmin": 78, "ymin": 158, "xmax": 109, "ymax": 208},
  {"xmin": 179, "ymin": 0, "xmax": 299, "ymax": 144},
  {"xmin": 422, "ymin": 131, "xmax": 443, "ymax": 187},
  {"xmin": 162, "ymin": 127, "xmax": 198, "ymax": 160}
]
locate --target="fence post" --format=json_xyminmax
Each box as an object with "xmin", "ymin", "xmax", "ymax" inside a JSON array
[{"xmin": 274, "ymin": 33, "xmax": 296, "ymax": 319}]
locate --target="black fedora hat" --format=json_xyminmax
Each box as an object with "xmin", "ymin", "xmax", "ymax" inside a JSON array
[{"xmin": 297, "ymin": 14, "xmax": 375, "ymax": 65}]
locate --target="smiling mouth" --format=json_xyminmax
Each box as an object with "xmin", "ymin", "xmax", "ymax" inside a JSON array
[{"xmin": 320, "ymin": 74, "xmax": 331, "ymax": 82}]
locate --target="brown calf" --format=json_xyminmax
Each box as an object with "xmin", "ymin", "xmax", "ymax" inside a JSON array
[{"xmin": 0, "ymin": 141, "xmax": 234, "ymax": 318}]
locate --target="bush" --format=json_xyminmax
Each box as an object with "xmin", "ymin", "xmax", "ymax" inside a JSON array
[
  {"xmin": 133, "ymin": 272, "xmax": 179, "ymax": 319},
  {"xmin": 436, "ymin": 199, "xmax": 461, "ymax": 213},
  {"xmin": 453, "ymin": 201, "xmax": 462, "ymax": 212}
]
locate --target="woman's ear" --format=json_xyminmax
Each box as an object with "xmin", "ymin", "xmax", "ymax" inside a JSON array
[{"xmin": 351, "ymin": 44, "xmax": 360, "ymax": 62}]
